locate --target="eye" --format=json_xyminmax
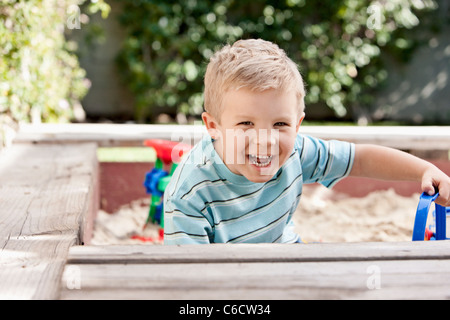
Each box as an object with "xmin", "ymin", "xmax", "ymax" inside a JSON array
[
  {"xmin": 274, "ymin": 122, "xmax": 289, "ymax": 127},
  {"xmin": 238, "ymin": 121, "xmax": 253, "ymax": 126}
]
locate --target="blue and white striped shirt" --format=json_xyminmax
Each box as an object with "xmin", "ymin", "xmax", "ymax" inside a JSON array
[{"xmin": 163, "ymin": 134, "xmax": 355, "ymax": 244}]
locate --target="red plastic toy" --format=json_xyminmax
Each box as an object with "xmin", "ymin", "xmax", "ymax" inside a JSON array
[
  {"xmin": 135, "ymin": 139, "xmax": 192, "ymax": 243},
  {"xmin": 144, "ymin": 139, "xmax": 192, "ymax": 165}
]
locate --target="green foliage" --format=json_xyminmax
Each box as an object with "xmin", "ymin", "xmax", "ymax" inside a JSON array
[
  {"xmin": 117, "ymin": 0, "xmax": 439, "ymax": 123},
  {"xmin": 0, "ymin": 0, "xmax": 109, "ymax": 148}
]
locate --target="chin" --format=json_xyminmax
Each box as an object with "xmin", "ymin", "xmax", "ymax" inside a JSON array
[
  {"xmin": 247, "ymin": 176, "xmax": 273, "ymax": 183},
  {"xmin": 245, "ymin": 170, "xmax": 278, "ymax": 183}
]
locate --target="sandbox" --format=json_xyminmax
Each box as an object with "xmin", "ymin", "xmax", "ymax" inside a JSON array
[
  {"xmin": 93, "ymin": 154, "xmax": 450, "ymax": 245},
  {"xmin": 5, "ymin": 123, "xmax": 449, "ymax": 300},
  {"xmin": 15, "ymin": 123, "xmax": 450, "ymax": 245}
]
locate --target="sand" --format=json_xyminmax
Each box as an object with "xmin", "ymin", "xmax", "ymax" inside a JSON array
[
  {"xmin": 91, "ymin": 197, "xmax": 163, "ymax": 245},
  {"xmin": 294, "ymin": 186, "xmax": 422, "ymax": 243},
  {"xmin": 91, "ymin": 187, "xmax": 426, "ymax": 245}
]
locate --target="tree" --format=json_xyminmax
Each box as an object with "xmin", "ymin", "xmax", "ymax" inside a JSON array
[
  {"xmin": 117, "ymin": 0, "xmax": 439, "ymax": 123},
  {"xmin": 0, "ymin": 0, "xmax": 110, "ymax": 149}
]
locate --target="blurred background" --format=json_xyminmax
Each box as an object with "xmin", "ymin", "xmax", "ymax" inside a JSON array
[{"xmin": 1, "ymin": 0, "xmax": 449, "ymax": 148}]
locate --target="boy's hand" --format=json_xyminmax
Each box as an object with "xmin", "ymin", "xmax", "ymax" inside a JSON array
[
  {"xmin": 352, "ymin": 144, "xmax": 450, "ymax": 207},
  {"xmin": 421, "ymin": 166, "xmax": 450, "ymax": 207}
]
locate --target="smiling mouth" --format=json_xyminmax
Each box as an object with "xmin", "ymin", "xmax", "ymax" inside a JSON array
[{"xmin": 248, "ymin": 154, "xmax": 273, "ymax": 167}]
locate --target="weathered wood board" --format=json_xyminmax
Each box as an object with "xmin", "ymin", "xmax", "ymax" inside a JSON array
[
  {"xmin": 15, "ymin": 123, "xmax": 450, "ymax": 150},
  {"xmin": 60, "ymin": 242, "xmax": 450, "ymax": 300},
  {"xmin": 0, "ymin": 143, "xmax": 98, "ymax": 299}
]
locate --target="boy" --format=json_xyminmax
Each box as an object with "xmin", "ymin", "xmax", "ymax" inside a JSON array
[{"xmin": 163, "ymin": 39, "xmax": 450, "ymax": 244}]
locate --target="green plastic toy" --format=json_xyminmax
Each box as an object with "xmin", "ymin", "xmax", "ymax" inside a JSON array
[{"xmin": 141, "ymin": 139, "xmax": 192, "ymax": 242}]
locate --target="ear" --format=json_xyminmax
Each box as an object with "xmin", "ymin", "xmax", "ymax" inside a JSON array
[
  {"xmin": 202, "ymin": 112, "xmax": 220, "ymax": 140},
  {"xmin": 296, "ymin": 112, "xmax": 305, "ymax": 132}
]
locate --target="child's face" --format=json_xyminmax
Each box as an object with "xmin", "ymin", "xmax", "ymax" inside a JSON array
[{"xmin": 202, "ymin": 88, "xmax": 304, "ymax": 183}]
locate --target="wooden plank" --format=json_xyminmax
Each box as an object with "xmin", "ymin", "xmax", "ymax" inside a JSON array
[
  {"xmin": 15, "ymin": 123, "xmax": 206, "ymax": 147},
  {"xmin": 14, "ymin": 123, "xmax": 450, "ymax": 150},
  {"xmin": 60, "ymin": 242, "xmax": 450, "ymax": 300},
  {"xmin": 1, "ymin": 235, "xmax": 77, "ymax": 300},
  {"xmin": 60, "ymin": 258, "xmax": 450, "ymax": 300},
  {"xmin": 66, "ymin": 241, "xmax": 450, "ymax": 264},
  {"xmin": 300, "ymin": 126, "xmax": 450, "ymax": 150},
  {"xmin": 0, "ymin": 143, "xmax": 98, "ymax": 299}
]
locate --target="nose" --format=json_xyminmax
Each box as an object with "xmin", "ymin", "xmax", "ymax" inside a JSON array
[{"xmin": 251, "ymin": 129, "xmax": 278, "ymax": 149}]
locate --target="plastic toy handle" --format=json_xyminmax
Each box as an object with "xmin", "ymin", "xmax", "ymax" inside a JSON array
[
  {"xmin": 435, "ymin": 202, "xmax": 447, "ymax": 240},
  {"xmin": 412, "ymin": 192, "xmax": 447, "ymax": 241},
  {"xmin": 144, "ymin": 139, "xmax": 192, "ymax": 164}
]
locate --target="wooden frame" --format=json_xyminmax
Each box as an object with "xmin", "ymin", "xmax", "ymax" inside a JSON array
[{"xmin": 1, "ymin": 123, "xmax": 449, "ymax": 299}]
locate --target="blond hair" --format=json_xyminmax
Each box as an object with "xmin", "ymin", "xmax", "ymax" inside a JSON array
[{"xmin": 204, "ymin": 39, "xmax": 305, "ymax": 121}]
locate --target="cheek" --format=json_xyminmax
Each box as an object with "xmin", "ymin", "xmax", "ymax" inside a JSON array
[
  {"xmin": 278, "ymin": 133, "xmax": 296, "ymax": 156},
  {"xmin": 232, "ymin": 131, "xmax": 252, "ymax": 150},
  {"xmin": 234, "ymin": 133, "xmax": 252, "ymax": 164},
  {"xmin": 221, "ymin": 130, "xmax": 250, "ymax": 164}
]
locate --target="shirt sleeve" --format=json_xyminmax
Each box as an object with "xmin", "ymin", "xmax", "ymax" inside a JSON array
[
  {"xmin": 163, "ymin": 191, "xmax": 213, "ymax": 245},
  {"xmin": 297, "ymin": 134, "xmax": 355, "ymax": 188}
]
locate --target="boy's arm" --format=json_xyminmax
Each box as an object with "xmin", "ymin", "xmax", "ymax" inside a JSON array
[
  {"xmin": 163, "ymin": 194, "xmax": 213, "ymax": 245},
  {"xmin": 351, "ymin": 144, "xmax": 450, "ymax": 206}
]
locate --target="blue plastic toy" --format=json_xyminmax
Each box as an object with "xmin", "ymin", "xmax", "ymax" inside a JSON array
[
  {"xmin": 139, "ymin": 139, "xmax": 191, "ymax": 242},
  {"xmin": 412, "ymin": 192, "xmax": 449, "ymax": 241}
]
